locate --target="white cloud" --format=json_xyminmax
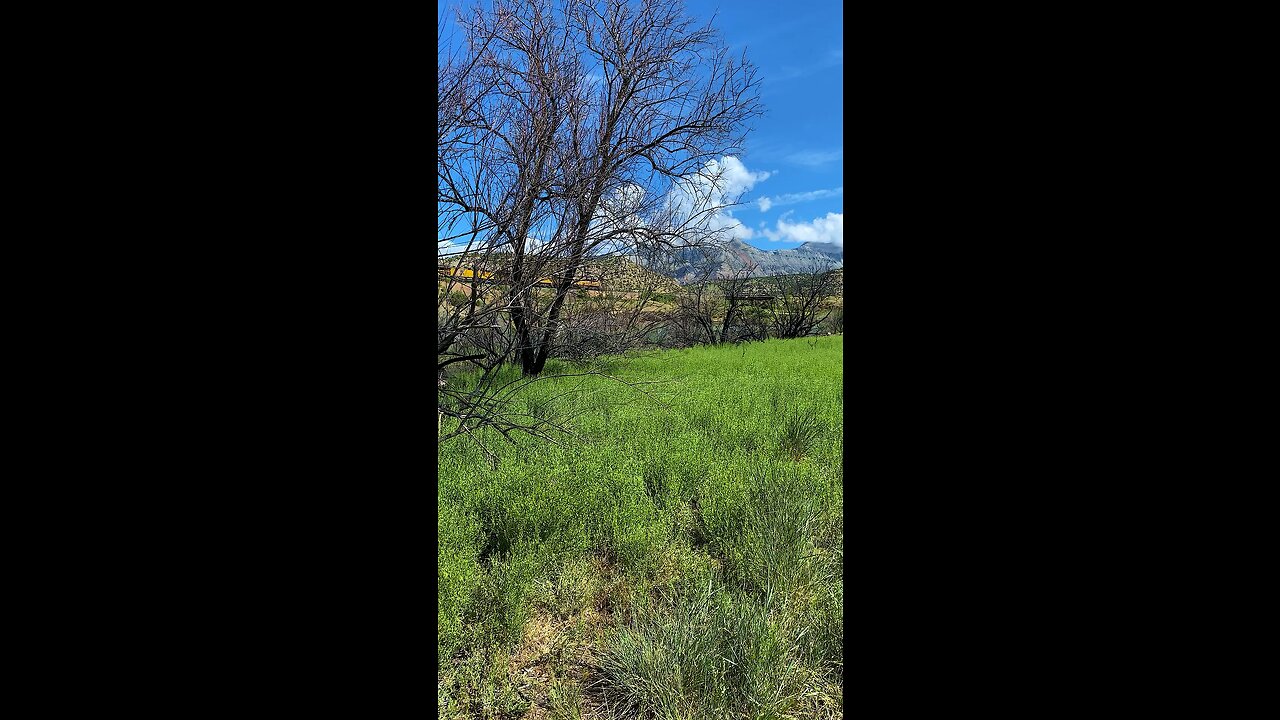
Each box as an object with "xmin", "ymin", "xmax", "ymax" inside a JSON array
[
  {"xmin": 665, "ymin": 156, "xmax": 770, "ymax": 244},
  {"xmin": 600, "ymin": 183, "xmax": 646, "ymax": 219},
  {"xmin": 711, "ymin": 156, "xmax": 771, "ymax": 196},
  {"xmin": 589, "ymin": 183, "xmax": 650, "ymax": 255},
  {"xmin": 762, "ymin": 211, "xmax": 844, "ymax": 248},
  {"xmin": 592, "ymin": 158, "xmax": 773, "ymax": 255},
  {"xmin": 756, "ymin": 186, "xmax": 842, "ymax": 212}
]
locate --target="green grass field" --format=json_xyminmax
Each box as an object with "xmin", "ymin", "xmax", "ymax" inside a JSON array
[{"xmin": 439, "ymin": 336, "xmax": 844, "ymax": 719}]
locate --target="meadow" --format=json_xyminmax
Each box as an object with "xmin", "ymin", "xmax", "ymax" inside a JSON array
[{"xmin": 438, "ymin": 336, "xmax": 844, "ymax": 719}]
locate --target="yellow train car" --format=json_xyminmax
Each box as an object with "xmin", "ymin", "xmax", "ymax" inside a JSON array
[
  {"xmin": 439, "ymin": 266, "xmax": 496, "ymax": 282},
  {"xmin": 440, "ymin": 265, "xmax": 600, "ymax": 290},
  {"xmin": 531, "ymin": 277, "xmax": 601, "ymax": 289}
]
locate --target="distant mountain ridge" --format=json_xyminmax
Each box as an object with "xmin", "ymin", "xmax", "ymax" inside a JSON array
[
  {"xmin": 663, "ymin": 239, "xmax": 843, "ymax": 283},
  {"xmin": 438, "ymin": 239, "xmax": 843, "ymax": 287}
]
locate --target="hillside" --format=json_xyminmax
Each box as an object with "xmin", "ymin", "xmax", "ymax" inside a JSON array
[
  {"xmin": 439, "ymin": 242, "xmax": 842, "ymax": 294},
  {"xmin": 439, "ymin": 253, "xmax": 680, "ymax": 296},
  {"xmin": 664, "ymin": 239, "xmax": 843, "ymax": 283},
  {"xmin": 584, "ymin": 256, "xmax": 682, "ymax": 294}
]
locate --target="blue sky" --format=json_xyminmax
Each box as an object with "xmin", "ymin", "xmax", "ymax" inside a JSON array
[
  {"xmin": 683, "ymin": 0, "xmax": 844, "ymax": 250},
  {"xmin": 439, "ymin": 0, "xmax": 843, "ymax": 251}
]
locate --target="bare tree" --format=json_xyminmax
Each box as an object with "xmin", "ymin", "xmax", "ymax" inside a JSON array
[
  {"xmin": 437, "ymin": 2, "xmax": 520, "ymax": 377},
  {"xmin": 659, "ymin": 245, "xmax": 768, "ymax": 346},
  {"xmin": 440, "ymin": 0, "xmax": 763, "ymax": 377},
  {"xmin": 436, "ymin": 0, "xmax": 763, "ymax": 456},
  {"xmin": 548, "ymin": 255, "xmax": 677, "ymax": 359},
  {"xmin": 766, "ymin": 264, "xmax": 842, "ymax": 339}
]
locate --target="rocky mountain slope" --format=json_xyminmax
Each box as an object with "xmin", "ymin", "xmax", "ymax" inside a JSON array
[
  {"xmin": 439, "ymin": 239, "xmax": 842, "ymax": 289},
  {"xmin": 664, "ymin": 239, "xmax": 843, "ymax": 283}
]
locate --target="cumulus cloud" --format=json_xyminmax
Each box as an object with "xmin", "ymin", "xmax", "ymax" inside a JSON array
[
  {"xmin": 589, "ymin": 158, "xmax": 774, "ymax": 255},
  {"xmin": 582, "ymin": 156, "xmax": 783, "ymax": 252},
  {"xmin": 589, "ymin": 183, "xmax": 650, "ymax": 255},
  {"xmin": 702, "ymin": 156, "xmax": 771, "ymax": 199},
  {"xmin": 762, "ymin": 211, "xmax": 844, "ymax": 248},
  {"xmin": 755, "ymin": 186, "xmax": 842, "ymax": 212},
  {"xmin": 599, "ymin": 183, "xmax": 646, "ymax": 220},
  {"xmin": 665, "ymin": 156, "xmax": 770, "ymax": 244}
]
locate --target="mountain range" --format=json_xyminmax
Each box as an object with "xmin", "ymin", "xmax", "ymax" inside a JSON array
[
  {"xmin": 663, "ymin": 239, "xmax": 843, "ymax": 283},
  {"xmin": 439, "ymin": 238, "xmax": 843, "ymax": 287}
]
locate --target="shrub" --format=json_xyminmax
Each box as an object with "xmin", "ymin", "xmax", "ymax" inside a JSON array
[
  {"xmin": 447, "ymin": 289, "xmax": 470, "ymax": 308},
  {"xmin": 826, "ymin": 306, "xmax": 844, "ymax": 334}
]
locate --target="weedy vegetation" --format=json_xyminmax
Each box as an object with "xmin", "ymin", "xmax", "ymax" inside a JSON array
[{"xmin": 439, "ymin": 336, "xmax": 843, "ymax": 718}]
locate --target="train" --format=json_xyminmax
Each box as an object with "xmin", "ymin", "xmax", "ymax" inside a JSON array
[{"xmin": 438, "ymin": 266, "xmax": 601, "ymax": 289}]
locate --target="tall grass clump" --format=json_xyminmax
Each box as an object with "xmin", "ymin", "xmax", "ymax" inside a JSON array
[
  {"xmin": 777, "ymin": 402, "xmax": 824, "ymax": 460},
  {"xmin": 713, "ymin": 461, "xmax": 825, "ymax": 605},
  {"xmin": 548, "ymin": 675, "xmax": 584, "ymax": 720},
  {"xmin": 595, "ymin": 583, "xmax": 808, "ymax": 719}
]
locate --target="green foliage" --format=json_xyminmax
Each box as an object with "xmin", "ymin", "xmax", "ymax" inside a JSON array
[
  {"xmin": 545, "ymin": 556, "xmax": 601, "ymax": 617},
  {"xmin": 470, "ymin": 546, "xmax": 546, "ymax": 648},
  {"xmin": 438, "ymin": 336, "xmax": 844, "ymax": 716},
  {"xmin": 826, "ymin": 306, "xmax": 844, "ymax": 334},
  {"xmin": 596, "ymin": 581, "xmax": 811, "ymax": 719},
  {"xmin": 548, "ymin": 675, "xmax": 584, "ymax": 720},
  {"xmin": 777, "ymin": 402, "xmax": 824, "ymax": 460},
  {"xmin": 718, "ymin": 461, "xmax": 825, "ymax": 604},
  {"xmin": 439, "ymin": 501, "xmax": 481, "ymax": 666}
]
